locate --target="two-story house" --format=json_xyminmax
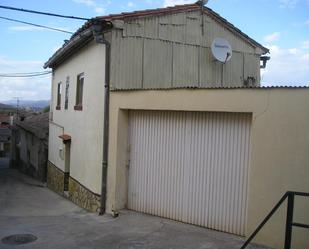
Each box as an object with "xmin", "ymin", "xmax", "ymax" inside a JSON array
[{"xmin": 44, "ymin": 2, "xmax": 309, "ymax": 248}]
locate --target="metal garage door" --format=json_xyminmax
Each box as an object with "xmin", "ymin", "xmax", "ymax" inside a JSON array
[{"xmin": 128, "ymin": 111, "xmax": 251, "ymax": 235}]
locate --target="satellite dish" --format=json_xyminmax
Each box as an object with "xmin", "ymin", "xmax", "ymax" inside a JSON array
[{"xmin": 211, "ymin": 38, "xmax": 232, "ymax": 63}]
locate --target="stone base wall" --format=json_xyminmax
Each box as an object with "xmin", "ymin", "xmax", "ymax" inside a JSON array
[
  {"xmin": 47, "ymin": 161, "xmax": 68, "ymax": 195},
  {"xmin": 68, "ymin": 177, "xmax": 101, "ymax": 213},
  {"xmin": 64, "ymin": 172, "xmax": 69, "ymax": 191},
  {"xmin": 47, "ymin": 161, "xmax": 101, "ymax": 213}
]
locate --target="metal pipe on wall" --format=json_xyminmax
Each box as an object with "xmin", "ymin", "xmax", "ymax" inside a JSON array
[{"xmin": 91, "ymin": 20, "xmax": 113, "ymax": 215}]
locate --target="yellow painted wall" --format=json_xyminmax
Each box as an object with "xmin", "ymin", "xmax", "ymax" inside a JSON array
[{"xmin": 108, "ymin": 88, "xmax": 309, "ymax": 249}]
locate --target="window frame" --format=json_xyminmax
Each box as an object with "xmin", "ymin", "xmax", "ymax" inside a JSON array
[
  {"xmin": 56, "ymin": 82, "xmax": 62, "ymax": 110},
  {"xmin": 64, "ymin": 76, "xmax": 70, "ymax": 110},
  {"xmin": 74, "ymin": 73, "xmax": 84, "ymax": 111}
]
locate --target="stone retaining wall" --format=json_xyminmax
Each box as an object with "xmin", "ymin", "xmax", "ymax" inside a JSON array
[
  {"xmin": 47, "ymin": 161, "xmax": 101, "ymax": 212},
  {"xmin": 68, "ymin": 177, "xmax": 101, "ymax": 213},
  {"xmin": 47, "ymin": 161, "xmax": 67, "ymax": 195}
]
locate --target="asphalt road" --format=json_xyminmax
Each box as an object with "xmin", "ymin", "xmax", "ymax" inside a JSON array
[
  {"xmin": 0, "ymin": 168, "xmax": 270, "ymax": 249},
  {"xmin": 0, "ymin": 157, "xmax": 9, "ymax": 170}
]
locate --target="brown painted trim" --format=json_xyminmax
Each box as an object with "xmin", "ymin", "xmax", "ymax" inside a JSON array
[
  {"xmin": 59, "ymin": 134, "xmax": 71, "ymax": 143},
  {"xmin": 56, "ymin": 106, "xmax": 61, "ymax": 110},
  {"xmin": 74, "ymin": 105, "xmax": 83, "ymax": 111},
  {"xmin": 69, "ymin": 176, "xmax": 101, "ymax": 197}
]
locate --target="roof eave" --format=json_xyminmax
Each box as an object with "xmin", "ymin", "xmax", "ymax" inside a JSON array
[
  {"xmin": 44, "ymin": 28, "xmax": 94, "ymax": 69},
  {"xmin": 203, "ymin": 7, "xmax": 269, "ymax": 54},
  {"xmin": 44, "ymin": 20, "xmax": 113, "ymax": 69}
]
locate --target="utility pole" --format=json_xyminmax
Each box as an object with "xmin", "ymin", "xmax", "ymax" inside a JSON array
[{"xmin": 13, "ymin": 97, "xmax": 19, "ymax": 117}]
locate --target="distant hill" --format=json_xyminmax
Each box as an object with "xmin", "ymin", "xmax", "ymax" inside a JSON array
[
  {"xmin": 2, "ymin": 100, "xmax": 50, "ymax": 109},
  {"xmin": 0, "ymin": 103, "xmax": 14, "ymax": 110}
]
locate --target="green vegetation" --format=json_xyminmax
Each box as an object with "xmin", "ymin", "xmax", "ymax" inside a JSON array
[{"xmin": 42, "ymin": 105, "xmax": 50, "ymax": 113}]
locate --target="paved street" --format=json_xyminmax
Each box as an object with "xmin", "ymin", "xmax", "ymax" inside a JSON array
[
  {"xmin": 0, "ymin": 168, "xmax": 269, "ymax": 249},
  {"xmin": 0, "ymin": 157, "xmax": 9, "ymax": 170}
]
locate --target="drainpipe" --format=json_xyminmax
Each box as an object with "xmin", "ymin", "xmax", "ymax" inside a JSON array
[{"xmin": 91, "ymin": 20, "xmax": 112, "ymax": 215}]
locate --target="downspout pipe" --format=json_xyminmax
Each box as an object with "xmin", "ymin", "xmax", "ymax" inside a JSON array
[{"xmin": 91, "ymin": 20, "xmax": 112, "ymax": 215}]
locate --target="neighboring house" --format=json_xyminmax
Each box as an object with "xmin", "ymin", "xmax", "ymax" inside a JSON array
[
  {"xmin": 0, "ymin": 114, "xmax": 12, "ymax": 157},
  {"xmin": 0, "ymin": 125, "xmax": 11, "ymax": 157},
  {"xmin": 0, "ymin": 114, "xmax": 12, "ymax": 125},
  {"xmin": 11, "ymin": 113, "xmax": 49, "ymax": 182},
  {"xmin": 44, "ymin": 2, "xmax": 308, "ymax": 249}
]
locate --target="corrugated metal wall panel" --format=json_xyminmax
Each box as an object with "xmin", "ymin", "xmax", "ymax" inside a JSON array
[
  {"xmin": 143, "ymin": 39, "xmax": 173, "ymax": 88},
  {"xmin": 186, "ymin": 11, "xmax": 202, "ymax": 45},
  {"xmin": 128, "ymin": 111, "xmax": 251, "ymax": 235},
  {"xmin": 110, "ymin": 8, "xmax": 261, "ymax": 90},
  {"xmin": 124, "ymin": 19, "xmax": 145, "ymax": 37},
  {"xmin": 158, "ymin": 13, "xmax": 186, "ymax": 43},
  {"xmin": 122, "ymin": 10, "xmax": 256, "ymax": 54},
  {"xmin": 144, "ymin": 17, "xmax": 159, "ymax": 39},
  {"xmin": 199, "ymin": 47, "xmax": 222, "ymax": 87},
  {"xmin": 203, "ymin": 14, "xmax": 255, "ymax": 54},
  {"xmin": 110, "ymin": 31, "xmax": 143, "ymax": 89},
  {"xmin": 173, "ymin": 44, "xmax": 199, "ymax": 87},
  {"xmin": 244, "ymin": 53, "xmax": 261, "ymax": 86},
  {"xmin": 222, "ymin": 51, "xmax": 244, "ymax": 87}
]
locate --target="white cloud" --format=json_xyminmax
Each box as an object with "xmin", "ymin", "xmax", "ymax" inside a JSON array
[
  {"xmin": 261, "ymin": 44, "xmax": 309, "ymax": 86},
  {"xmin": 264, "ymin": 32, "xmax": 280, "ymax": 43},
  {"xmin": 301, "ymin": 40, "xmax": 309, "ymax": 49},
  {"xmin": 0, "ymin": 56, "xmax": 51, "ymax": 101},
  {"xmin": 288, "ymin": 48, "xmax": 301, "ymax": 55},
  {"xmin": 72, "ymin": 0, "xmax": 106, "ymax": 15},
  {"xmin": 9, "ymin": 26, "xmax": 44, "ymax": 31},
  {"xmin": 305, "ymin": 20, "xmax": 309, "ymax": 25},
  {"xmin": 163, "ymin": 0, "xmax": 192, "ymax": 7},
  {"xmin": 8, "ymin": 25, "xmax": 73, "ymax": 33},
  {"xmin": 128, "ymin": 1, "xmax": 134, "ymax": 7},
  {"xmin": 72, "ymin": 0, "xmax": 96, "ymax": 6},
  {"xmin": 279, "ymin": 0, "xmax": 299, "ymax": 8},
  {"xmin": 94, "ymin": 7, "xmax": 105, "ymax": 14}
]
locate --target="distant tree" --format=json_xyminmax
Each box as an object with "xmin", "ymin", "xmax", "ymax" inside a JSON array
[{"xmin": 42, "ymin": 105, "xmax": 50, "ymax": 113}]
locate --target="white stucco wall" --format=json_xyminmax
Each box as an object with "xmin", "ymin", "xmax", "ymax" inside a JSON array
[{"xmin": 49, "ymin": 40, "xmax": 106, "ymax": 194}]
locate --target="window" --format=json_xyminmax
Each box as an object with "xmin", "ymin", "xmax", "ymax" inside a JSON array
[
  {"xmin": 75, "ymin": 73, "xmax": 84, "ymax": 111},
  {"xmin": 56, "ymin": 82, "xmax": 62, "ymax": 110},
  {"xmin": 65, "ymin": 76, "xmax": 70, "ymax": 110}
]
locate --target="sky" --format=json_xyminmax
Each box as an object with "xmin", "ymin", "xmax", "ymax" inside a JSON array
[{"xmin": 0, "ymin": 0, "xmax": 308, "ymax": 101}]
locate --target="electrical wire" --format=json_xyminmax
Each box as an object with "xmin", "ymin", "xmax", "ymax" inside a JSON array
[
  {"xmin": 0, "ymin": 5, "xmax": 90, "ymax": 21},
  {"xmin": 0, "ymin": 71, "xmax": 51, "ymax": 75},
  {"xmin": 0, "ymin": 71, "xmax": 52, "ymax": 77},
  {"xmin": 0, "ymin": 16, "xmax": 74, "ymax": 34}
]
